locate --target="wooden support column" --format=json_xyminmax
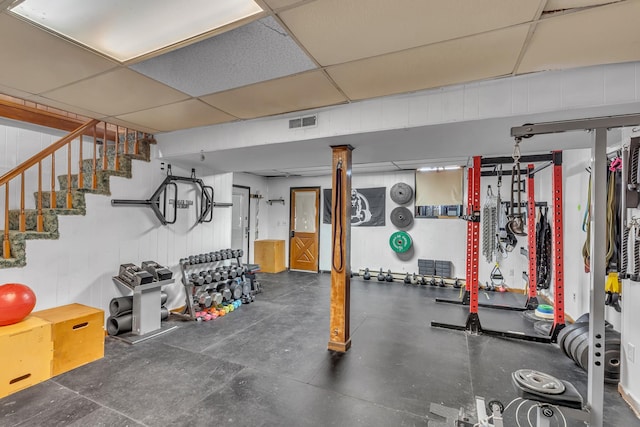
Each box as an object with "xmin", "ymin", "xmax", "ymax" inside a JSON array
[{"xmin": 328, "ymin": 145, "xmax": 353, "ymax": 353}]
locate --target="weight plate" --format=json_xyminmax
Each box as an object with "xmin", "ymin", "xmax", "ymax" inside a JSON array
[
  {"xmin": 576, "ymin": 338, "xmax": 590, "ymax": 370},
  {"xmin": 389, "ymin": 231, "xmax": 412, "ymax": 253},
  {"xmin": 570, "ymin": 331, "xmax": 589, "ymax": 365},
  {"xmin": 513, "ymin": 369, "xmax": 565, "ymax": 395},
  {"xmin": 390, "ymin": 182, "xmax": 413, "ymax": 205},
  {"xmin": 563, "ymin": 324, "xmax": 589, "ymax": 358},
  {"xmin": 557, "ymin": 323, "xmax": 581, "ymax": 355},
  {"xmin": 390, "ymin": 207, "xmax": 413, "ymax": 228}
]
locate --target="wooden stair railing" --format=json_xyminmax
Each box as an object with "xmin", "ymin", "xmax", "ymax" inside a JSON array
[{"xmin": 1, "ymin": 119, "xmax": 147, "ymax": 260}]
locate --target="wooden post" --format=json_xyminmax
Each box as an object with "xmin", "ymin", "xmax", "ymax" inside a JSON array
[{"xmin": 328, "ymin": 145, "xmax": 353, "ymax": 352}]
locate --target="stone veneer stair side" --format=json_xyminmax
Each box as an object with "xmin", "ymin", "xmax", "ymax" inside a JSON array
[{"xmin": 0, "ymin": 136, "xmax": 155, "ymax": 269}]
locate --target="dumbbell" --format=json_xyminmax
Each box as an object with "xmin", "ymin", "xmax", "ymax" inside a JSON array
[
  {"xmin": 208, "ymin": 269, "xmax": 221, "ymax": 282},
  {"xmin": 226, "ymin": 249, "xmax": 233, "ymax": 259},
  {"xmin": 190, "ymin": 274, "xmax": 204, "ymax": 286},
  {"xmin": 209, "ymin": 291, "xmax": 223, "ymax": 305},
  {"xmin": 242, "ymin": 280, "xmax": 251, "ymax": 296},
  {"xmin": 199, "ymin": 271, "xmax": 213, "ymax": 284},
  {"xmin": 229, "ymin": 281, "xmax": 243, "ymax": 300},
  {"xmin": 204, "ymin": 253, "xmax": 212, "ymax": 263},
  {"xmin": 228, "ymin": 267, "xmax": 238, "ymax": 279},
  {"xmin": 232, "ymin": 249, "xmax": 239, "ymax": 258},
  {"xmin": 195, "ymin": 289, "xmax": 212, "ymax": 308}
]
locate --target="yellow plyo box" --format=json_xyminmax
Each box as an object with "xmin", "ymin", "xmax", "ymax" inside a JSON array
[
  {"xmin": 0, "ymin": 316, "xmax": 53, "ymax": 399},
  {"xmin": 32, "ymin": 303, "xmax": 104, "ymax": 376}
]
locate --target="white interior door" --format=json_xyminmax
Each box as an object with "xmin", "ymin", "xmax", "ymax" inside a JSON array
[{"xmin": 231, "ymin": 186, "xmax": 250, "ymax": 264}]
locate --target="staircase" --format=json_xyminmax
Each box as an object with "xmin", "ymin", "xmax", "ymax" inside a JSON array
[{"xmin": 1, "ymin": 119, "xmax": 155, "ymax": 269}]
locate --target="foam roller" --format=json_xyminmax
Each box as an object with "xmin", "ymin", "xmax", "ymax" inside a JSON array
[
  {"xmin": 110, "ymin": 296, "xmax": 133, "ymax": 316},
  {"xmin": 107, "ymin": 314, "xmax": 133, "ymax": 336}
]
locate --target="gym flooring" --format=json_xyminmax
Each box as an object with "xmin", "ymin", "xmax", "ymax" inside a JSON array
[{"xmin": 1, "ymin": 271, "xmax": 638, "ymax": 426}]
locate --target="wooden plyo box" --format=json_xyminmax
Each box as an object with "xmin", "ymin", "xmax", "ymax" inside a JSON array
[
  {"xmin": 0, "ymin": 316, "xmax": 53, "ymax": 399},
  {"xmin": 254, "ymin": 239, "xmax": 286, "ymax": 273},
  {"xmin": 32, "ymin": 303, "xmax": 104, "ymax": 377}
]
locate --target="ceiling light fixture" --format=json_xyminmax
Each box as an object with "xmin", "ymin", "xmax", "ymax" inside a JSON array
[{"xmin": 9, "ymin": 0, "xmax": 263, "ymax": 62}]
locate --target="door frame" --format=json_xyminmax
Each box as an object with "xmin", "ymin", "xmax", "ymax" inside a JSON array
[
  {"xmin": 289, "ymin": 186, "xmax": 321, "ymax": 272},
  {"xmin": 232, "ymin": 185, "xmax": 251, "ymax": 264}
]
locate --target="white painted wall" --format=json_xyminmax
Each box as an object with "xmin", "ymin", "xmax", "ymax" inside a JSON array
[
  {"xmin": 264, "ymin": 170, "xmax": 468, "ymax": 275},
  {"xmin": 1, "ymin": 121, "xmax": 232, "ymax": 320}
]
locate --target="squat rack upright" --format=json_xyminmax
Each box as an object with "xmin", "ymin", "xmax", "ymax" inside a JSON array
[{"xmin": 432, "ymin": 151, "xmax": 565, "ymax": 344}]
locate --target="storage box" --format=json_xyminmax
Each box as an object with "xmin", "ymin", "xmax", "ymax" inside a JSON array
[
  {"xmin": 32, "ymin": 303, "xmax": 104, "ymax": 376},
  {"xmin": 0, "ymin": 316, "xmax": 53, "ymax": 398},
  {"xmin": 254, "ymin": 240, "xmax": 286, "ymax": 273}
]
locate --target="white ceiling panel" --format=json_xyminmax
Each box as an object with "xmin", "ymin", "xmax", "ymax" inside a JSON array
[
  {"xmin": 280, "ymin": 0, "xmax": 543, "ymax": 66},
  {"xmin": 42, "ymin": 69, "xmax": 190, "ymax": 117},
  {"xmin": 327, "ymin": 25, "xmax": 530, "ymax": 101},
  {"xmin": 116, "ymin": 100, "xmax": 236, "ymax": 132},
  {"xmin": 201, "ymin": 70, "xmax": 347, "ymax": 119},
  {"xmin": 0, "ymin": 14, "xmax": 117, "ymax": 94},
  {"xmin": 518, "ymin": 1, "xmax": 640, "ymax": 73}
]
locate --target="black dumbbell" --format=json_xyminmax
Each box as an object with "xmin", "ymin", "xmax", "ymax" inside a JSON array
[{"xmin": 190, "ymin": 274, "xmax": 204, "ymax": 286}]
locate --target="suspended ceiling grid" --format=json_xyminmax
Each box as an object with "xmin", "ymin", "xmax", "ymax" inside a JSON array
[{"xmin": 0, "ymin": 0, "xmax": 638, "ymax": 135}]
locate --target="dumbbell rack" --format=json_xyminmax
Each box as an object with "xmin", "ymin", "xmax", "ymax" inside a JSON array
[
  {"xmin": 111, "ymin": 276, "xmax": 177, "ymax": 344},
  {"xmin": 177, "ymin": 249, "xmax": 252, "ymax": 320}
]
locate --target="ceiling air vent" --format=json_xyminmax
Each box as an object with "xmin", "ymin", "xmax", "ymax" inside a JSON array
[{"xmin": 289, "ymin": 114, "xmax": 317, "ymax": 129}]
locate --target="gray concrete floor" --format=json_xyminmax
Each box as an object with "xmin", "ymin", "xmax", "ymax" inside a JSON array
[{"xmin": 1, "ymin": 271, "xmax": 638, "ymax": 426}]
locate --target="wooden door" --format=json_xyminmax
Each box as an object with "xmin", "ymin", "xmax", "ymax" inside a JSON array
[{"xmin": 289, "ymin": 187, "xmax": 320, "ymax": 272}]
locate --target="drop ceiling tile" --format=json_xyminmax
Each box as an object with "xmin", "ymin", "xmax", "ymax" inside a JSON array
[
  {"xmin": 0, "ymin": 14, "xmax": 117, "ymax": 94},
  {"xmin": 544, "ymin": 0, "xmax": 621, "ymax": 12},
  {"xmin": 280, "ymin": 0, "xmax": 542, "ymax": 66},
  {"xmin": 116, "ymin": 100, "xmax": 236, "ymax": 132},
  {"xmin": 106, "ymin": 117, "xmax": 160, "ymax": 135},
  {"xmin": 326, "ymin": 25, "xmax": 531, "ymax": 101},
  {"xmin": 129, "ymin": 16, "xmax": 316, "ymax": 96},
  {"xmin": 263, "ymin": 0, "xmax": 304, "ymax": 10},
  {"xmin": 201, "ymin": 70, "xmax": 347, "ymax": 119},
  {"xmin": 42, "ymin": 69, "xmax": 190, "ymax": 117},
  {"xmin": 518, "ymin": 1, "xmax": 640, "ymax": 73},
  {"xmin": 25, "ymin": 95, "xmax": 104, "ymax": 121}
]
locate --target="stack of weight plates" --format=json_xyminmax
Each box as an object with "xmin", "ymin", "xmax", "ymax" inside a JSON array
[{"xmin": 556, "ymin": 313, "xmax": 621, "ymax": 383}]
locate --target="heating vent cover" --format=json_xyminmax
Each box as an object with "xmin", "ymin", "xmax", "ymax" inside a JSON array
[{"xmin": 289, "ymin": 115, "xmax": 317, "ymax": 129}]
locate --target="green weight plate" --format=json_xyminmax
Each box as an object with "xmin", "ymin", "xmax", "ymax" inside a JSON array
[{"xmin": 389, "ymin": 231, "xmax": 412, "ymax": 253}]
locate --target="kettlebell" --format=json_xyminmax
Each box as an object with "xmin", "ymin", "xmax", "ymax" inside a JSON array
[
  {"xmin": 363, "ymin": 268, "xmax": 371, "ymax": 280},
  {"xmin": 404, "ymin": 273, "xmax": 411, "ymax": 284},
  {"xmin": 385, "ymin": 269, "xmax": 393, "ymax": 282},
  {"xmin": 438, "ymin": 277, "xmax": 446, "ymax": 287},
  {"xmin": 419, "ymin": 275, "xmax": 427, "ymax": 286},
  {"xmin": 377, "ymin": 268, "xmax": 385, "ymax": 281},
  {"xmin": 429, "ymin": 277, "xmax": 436, "ymax": 286},
  {"xmin": 453, "ymin": 278, "xmax": 462, "ymax": 288},
  {"xmin": 410, "ymin": 273, "xmax": 418, "ymax": 285}
]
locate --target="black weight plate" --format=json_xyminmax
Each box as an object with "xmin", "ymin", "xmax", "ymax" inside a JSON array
[
  {"xmin": 563, "ymin": 324, "xmax": 589, "ymax": 358},
  {"xmin": 570, "ymin": 332, "xmax": 589, "ymax": 365},
  {"xmin": 390, "ymin": 182, "xmax": 413, "ymax": 205},
  {"xmin": 576, "ymin": 338, "xmax": 590, "ymax": 370},
  {"xmin": 575, "ymin": 313, "xmax": 589, "ymax": 323},
  {"xmin": 604, "ymin": 336, "xmax": 622, "ymax": 379},
  {"xmin": 557, "ymin": 323, "xmax": 583, "ymax": 355},
  {"xmin": 390, "ymin": 206, "xmax": 413, "ymax": 228}
]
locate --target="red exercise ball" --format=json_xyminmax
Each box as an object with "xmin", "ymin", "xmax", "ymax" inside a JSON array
[{"xmin": 0, "ymin": 283, "xmax": 37, "ymax": 326}]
